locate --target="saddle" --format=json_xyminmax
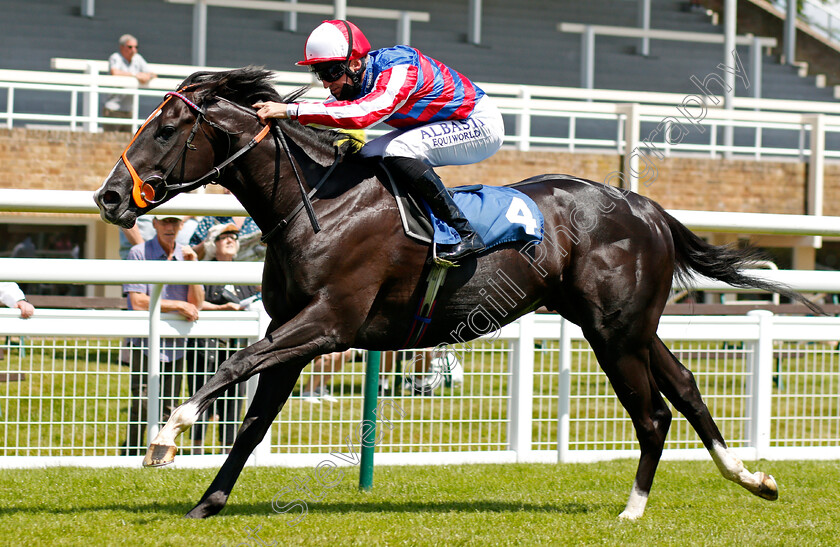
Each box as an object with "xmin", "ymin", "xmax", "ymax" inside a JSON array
[{"xmin": 378, "ymin": 163, "xmax": 545, "ymax": 249}]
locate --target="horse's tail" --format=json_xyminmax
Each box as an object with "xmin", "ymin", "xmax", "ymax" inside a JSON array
[{"xmin": 661, "ymin": 207, "xmax": 824, "ymax": 314}]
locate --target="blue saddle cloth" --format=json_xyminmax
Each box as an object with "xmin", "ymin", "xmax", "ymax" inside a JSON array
[{"xmin": 424, "ymin": 185, "xmax": 544, "ymax": 248}]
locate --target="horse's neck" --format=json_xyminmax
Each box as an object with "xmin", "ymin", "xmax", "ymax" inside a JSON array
[{"xmin": 223, "ymin": 139, "xmax": 347, "ymax": 238}]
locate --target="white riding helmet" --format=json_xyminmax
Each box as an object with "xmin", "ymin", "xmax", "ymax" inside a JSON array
[{"xmin": 297, "ymin": 20, "xmax": 371, "ymax": 66}]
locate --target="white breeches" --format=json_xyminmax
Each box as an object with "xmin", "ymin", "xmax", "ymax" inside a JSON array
[{"xmin": 359, "ymin": 95, "xmax": 505, "ymax": 167}]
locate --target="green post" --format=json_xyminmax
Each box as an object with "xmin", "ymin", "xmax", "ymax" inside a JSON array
[{"xmin": 359, "ymin": 350, "xmax": 381, "ymax": 491}]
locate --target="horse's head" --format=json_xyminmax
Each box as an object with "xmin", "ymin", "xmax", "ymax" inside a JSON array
[{"xmin": 94, "ymin": 67, "xmax": 282, "ymax": 228}]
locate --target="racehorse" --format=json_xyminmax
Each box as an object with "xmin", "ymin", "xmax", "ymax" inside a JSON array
[{"xmin": 94, "ymin": 67, "xmax": 818, "ymax": 520}]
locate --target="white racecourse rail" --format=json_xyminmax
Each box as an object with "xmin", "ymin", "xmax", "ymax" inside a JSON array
[{"xmin": 0, "ymin": 256, "xmax": 839, "ymax": 469}]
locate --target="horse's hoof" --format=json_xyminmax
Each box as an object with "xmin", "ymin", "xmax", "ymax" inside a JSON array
[
  {"xmin": 143, "ymin": 443, "xmax": 177, "ymax": 467},
  {"xmin": 755, "ymin": 472, "xmax": 778, "ymax": 501},
  {"xmin": 618, "ymin": 509, "xmax": 643, "ymax": 521}
]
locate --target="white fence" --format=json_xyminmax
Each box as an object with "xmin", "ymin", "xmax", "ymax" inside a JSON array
[
  {"xmin": 0, "ymin": 191, "xmax": 838, "ymax": 468},
  {"xmin": 1, "ymin": 307, "xmax": 838, "ymax": 469},
  {"xmin": 3, "ymin": 60, "xmax": 840, "ymax": 161}
]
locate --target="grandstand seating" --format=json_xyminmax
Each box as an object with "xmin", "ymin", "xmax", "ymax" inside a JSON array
[{"xmin": 0, "ymin": 0, "xmax": 836, "ymax": 118}]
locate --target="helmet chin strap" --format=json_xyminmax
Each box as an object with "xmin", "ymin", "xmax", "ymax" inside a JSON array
[{"xmin": 335, "ymin": 58, "xmax": 366, "ymax": 101}]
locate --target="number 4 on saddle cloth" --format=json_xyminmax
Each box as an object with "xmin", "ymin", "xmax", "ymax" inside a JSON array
[
  {"xmin": 384, "ymin": 174, "xmax": 545, "ymax": 257},
  {"xmin": 424, "ymin": 184, "xmax": 544, "ymax": 251}
]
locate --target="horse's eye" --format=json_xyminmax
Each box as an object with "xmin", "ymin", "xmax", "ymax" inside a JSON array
[{"xmin": 156, "ymin": 125, "xmax": 177, "ymax": 141}]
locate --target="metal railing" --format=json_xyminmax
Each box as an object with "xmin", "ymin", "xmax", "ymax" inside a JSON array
[
  {"xmin": 3, "ymin": 60, "xmax": 840, "ymax": 160},
  {"xmin": 557, "ymin": 22, "xmax": 777, "ymax": 94},
  {"xmin": 2, "ymin": 306, "xmax": 838, "ymax": 468},
  {"xmin": 1, "ymin": 167, "xmax": 839, "ymax": 468}
]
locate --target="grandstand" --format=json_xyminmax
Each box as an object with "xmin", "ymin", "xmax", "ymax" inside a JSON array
[{"xmin": 0, "ymin": 0, "xmax": 838, "ymax": 98}]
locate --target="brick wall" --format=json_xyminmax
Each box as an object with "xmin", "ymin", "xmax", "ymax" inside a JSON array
[
  {"xmin": 2, "ymin": 127, "xmax": 837, "ymax": 216},
  {"xmin": 0, "ymin": 128, "xmax": 128, "ymax": 192}
]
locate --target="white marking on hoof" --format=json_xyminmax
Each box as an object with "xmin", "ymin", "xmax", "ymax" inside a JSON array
[
  {"xmin": 151, "ymin": 401, "xmax": 200, "ymax": 447},
  {"xmin": 709, "ymin": 441, "xmax": 779, "ymax": 500},
  {"xmin": 619, "ymin": 482, "xmax": 648, "ymax": 520}
]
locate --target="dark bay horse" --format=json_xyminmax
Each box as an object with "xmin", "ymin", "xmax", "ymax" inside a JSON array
[{"xmin": 94, "ymin": 68, "xmax": 815, "ymax": 520}]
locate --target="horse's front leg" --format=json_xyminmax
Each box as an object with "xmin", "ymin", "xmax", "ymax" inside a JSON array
[
  {"xmin": 143, "ymin": 305, "xmax": 345, "ymax": 467},
  {"xmin": 184, "ymin": 365, "xmax": 299, "ymax": 518}
]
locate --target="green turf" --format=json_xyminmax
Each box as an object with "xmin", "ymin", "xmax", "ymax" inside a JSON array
[{"xmin": 0, "ymin": 459, "xmax": 837, "ymax": 546}]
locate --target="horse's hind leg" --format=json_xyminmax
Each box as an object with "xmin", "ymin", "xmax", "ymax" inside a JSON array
[
  {"xmin": 648, "ymin": 335, "xmax": 778, "ymax": 501},
  {"xmin": 185, "ymin": 365, "xmax": 301, "ymax": 518},
  {"xmin": 587, "ymin": 341, "xmax": 672, "ymax": 520}
]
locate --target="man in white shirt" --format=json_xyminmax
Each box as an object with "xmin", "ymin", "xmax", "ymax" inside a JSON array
[
  {"xmin": 0, "ymin": 281, "xmax": 34, "ymax": 368},
  {"xmin": 0, "ymin": 282, "xmax": 34, "ymax": 319},
  {"xmin": 103, "ymin": 34, "xmax": 156, "ymax": 131}
]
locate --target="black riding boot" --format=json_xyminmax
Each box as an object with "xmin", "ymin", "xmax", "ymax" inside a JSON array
[{"xmin": 384, "ymin": 156, "xmax": 485, "ymax": 262}]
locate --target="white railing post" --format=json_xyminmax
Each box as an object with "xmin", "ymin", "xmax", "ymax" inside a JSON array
[
  {"xmin": 81, "ymin": 0, "xmax": 94, "ymax": 18},
  {"xmin": 82, "ymin": 61, "xmax": 100, "ymax": 133},
  {"xmin": 5, "ymin": 87, "xmax": 13, "ymax": 129},
  {"xmin": 508, "ymin": 313, "xmax": 535, "ymax": 461},
  {"xmin": 808, "ymin": 114, "xmax": 825, "ymax": 249},
  {"xmin": 581, "ymin": 25, "xmax": 595, "ymax": 90},
  {"xmin": 146, "ymin": 283, "xmax": 163, "ymax": 445},
  {"xmin": 557, "ymin": 317, "xmax": 572, "ymax": 462},
  {"xmin": 333, "ymin": 0, "xmax": 347, "ymax": 20},
  {"xmin": 284, "ymin": 0, "xmax": 298, "ymax": 32},
  {"xmin": 70, "ymin": 90, "xmax": 78, "ymax": 131},
  {"xmin": 637, "ymin": 0, "xmax": 651, "ymax": 56},
  {"xmin": 747, "ymin": 310, "xmax": 773, "ymax": 459},
  {"xmin": 250, "ymin": 301, "xmax": 273, "ymax": 462},
  {"xmin": 619, "ymin": 103, "xmax": 641, "ymax": 194},
  {"xmin": 785, "ymin": 0, "xmax": 797, "ymax": 64},
  {"xmin": 192, "ymin": 0, "xmax": 208, "ymax": 67},
  {"xmin": 468, "ymin": 0, "xmax": 482, "ymax": 45},
  {"xmin": 397, "ymin": 11, "xmax": 411, "ymax": 46},
  {"xmin": 515, "ymin": 86, "xmax": 531, "ymax": 152},
  {"xmin": 751, "ymin": 36, "xmax": 763, "ymax": 160}
]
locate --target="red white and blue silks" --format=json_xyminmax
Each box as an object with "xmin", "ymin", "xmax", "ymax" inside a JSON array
[{"xmin": 289, "ymin": 45, "xmax": 486, "ymax": 130}]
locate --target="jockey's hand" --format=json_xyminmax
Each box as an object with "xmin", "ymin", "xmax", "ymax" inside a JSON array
[{"xmin": 253, "ymin": 101, "xmax": 288, "ymax": 123}]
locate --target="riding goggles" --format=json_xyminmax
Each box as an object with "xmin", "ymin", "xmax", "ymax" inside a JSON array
[{"xmin": 310, "ymin": 61, "xmax": 346, "ymax": 82}]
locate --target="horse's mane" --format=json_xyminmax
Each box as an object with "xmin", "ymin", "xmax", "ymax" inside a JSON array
[{"xmin": 180, "ymin": 66, "xmax": 361, "ymax": 154}]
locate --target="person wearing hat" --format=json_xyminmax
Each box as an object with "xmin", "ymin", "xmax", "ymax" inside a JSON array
[
  {"xmin": 253, "ymin": 19, "xmax": 505, "ymax": 263},
  {"xmin": 186, "ymin": 223, "xmax": 260, "ymax": 452},
  {"xmin": 120, "ymin": 213, "xmax": 204, "ymax": 455}
]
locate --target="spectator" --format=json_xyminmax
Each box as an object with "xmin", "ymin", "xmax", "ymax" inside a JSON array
[
  {"xmin": 299, "ymin": 350, "xmax": 421, "ymax": 403},
  {"xmin": 0, "ymin": 282, "xmax": 35, "ymax": 319},
  {"xmin": 119, "ymin": 216, "xmax": 155, "ymax": 259},
  {"xmin": 0, "ymin": 281, "xmax": 35, "ymax": 364},
  {"xmin": 190, "ymin": 217, "xmax": 265, "ymax": 262},
  {"xmin": 300, "ymin": 350, "xmax": 352, "ymax": 404},
  {"xmin": 121, "ymin": 214, "xmax": 203, "ymax": 456},
  {"xmin": 103, "ymin": 34, "xmax": 157, "ymax": 132},
  {"xmin": 185, "ymin": 224, "xmax": 260, "ymax": 453}
]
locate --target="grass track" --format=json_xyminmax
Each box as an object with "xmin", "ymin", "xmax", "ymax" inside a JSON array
[{"xmin": 0, "ymin": 460, "xmax": 838, "ymax": 546}]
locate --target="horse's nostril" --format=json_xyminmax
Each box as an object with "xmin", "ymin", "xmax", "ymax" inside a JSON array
[{"xmin": 102, "ymin": 190, "xmax": 121, "ymax": 205}]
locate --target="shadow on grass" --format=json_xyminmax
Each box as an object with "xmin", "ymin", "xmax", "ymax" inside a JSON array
[
  {"xmin": 226, "ymin": 499, "xmax": 597, "ymax": 517},
  {"xmin": 0, "ymin": 499, "xmax": 600, "ymax": 519}
]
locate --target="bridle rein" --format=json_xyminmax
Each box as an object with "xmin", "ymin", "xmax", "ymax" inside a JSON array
[
  {"xmin": 120, "ymin": 89, "xmax": 270, "ymax": 209},
  {"xmin": 119, "ymin": 88, "xmax": 332, "ymax": 237}
]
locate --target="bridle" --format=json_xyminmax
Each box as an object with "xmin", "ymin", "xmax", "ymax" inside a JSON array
[
  {"xmin": 120, "ymin": 87, "xmax": 333, "ymax": 237},
  {"xmin": 120, "ymin": 88, "xmax": 270, "ymax": 209}
]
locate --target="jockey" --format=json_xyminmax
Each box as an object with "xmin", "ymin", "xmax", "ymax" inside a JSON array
[{"xmin": 254, "ymin": 19, "xmax": 505, "ymax": 262}]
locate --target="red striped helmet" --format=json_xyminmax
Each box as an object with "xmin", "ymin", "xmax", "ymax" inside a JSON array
[{"xmin": 297, "ymin": 20, "xmax": 371, "ymax": 66}]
